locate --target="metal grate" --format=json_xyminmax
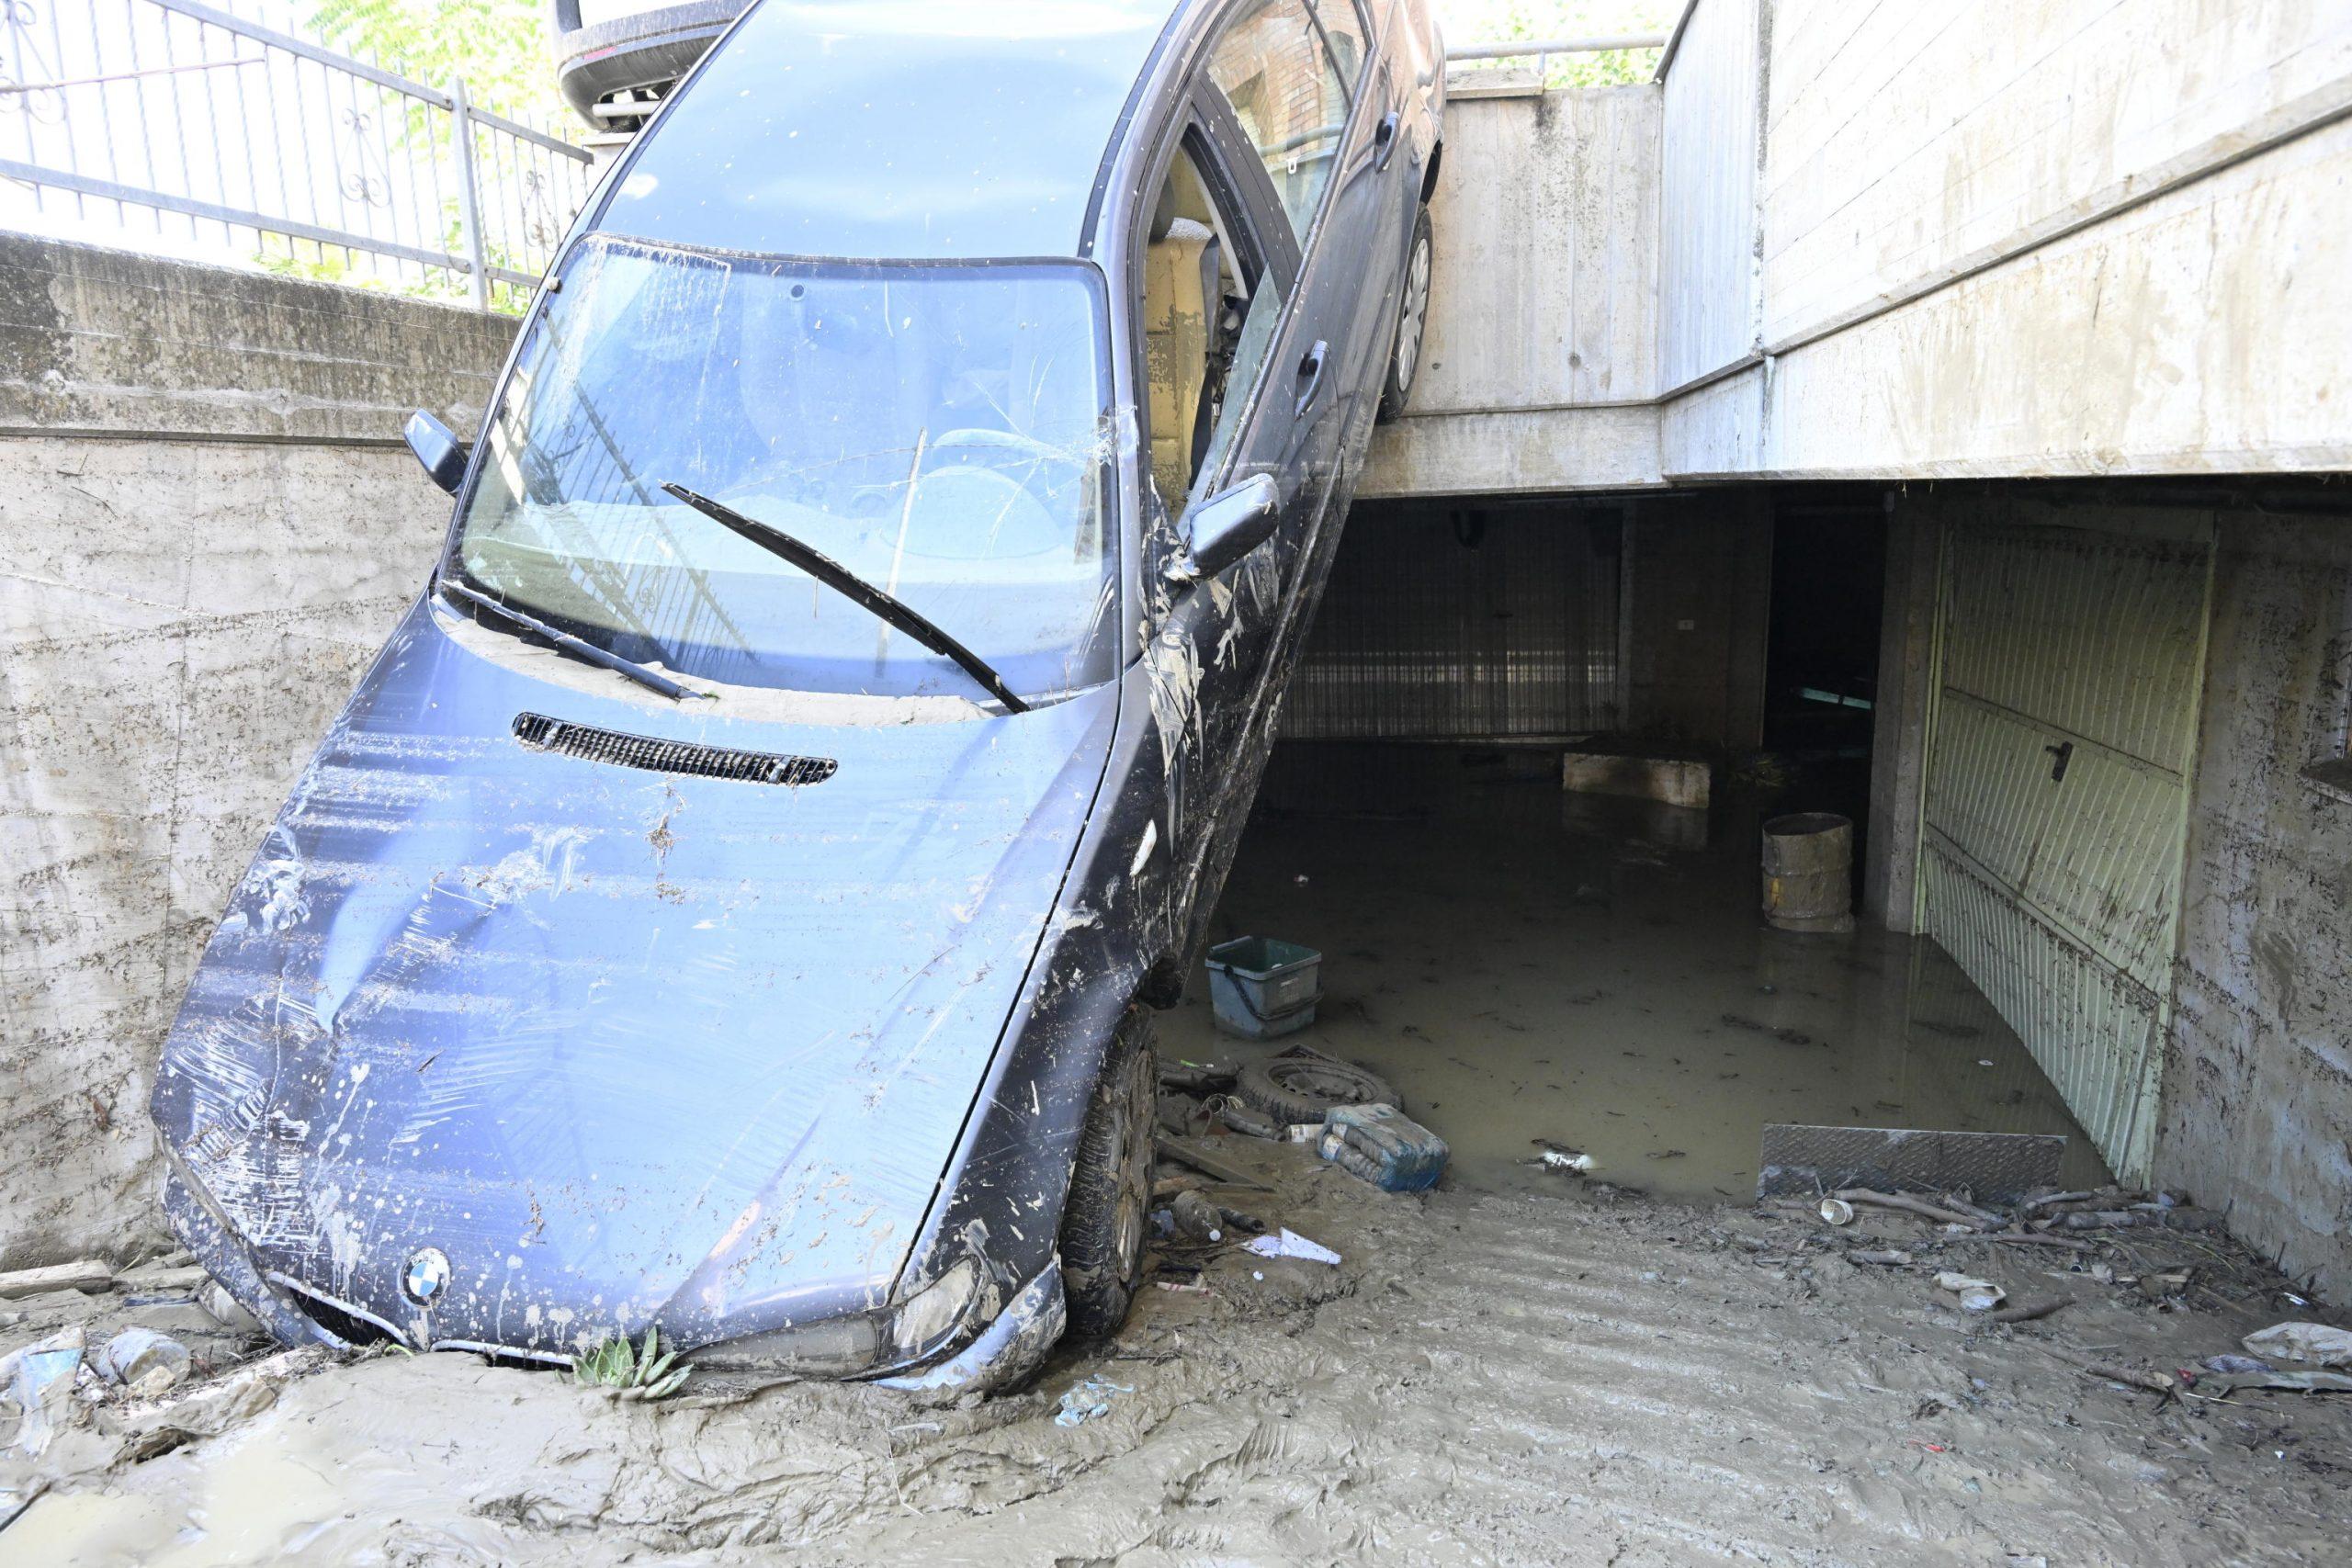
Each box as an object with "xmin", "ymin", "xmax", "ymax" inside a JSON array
[
  {"xmin": 1283, "ymin": 505, "xmax": 1622, "ymax": 740},
  {"xmin": 1756, "ymin": 1124, "xmax": 2066, "ymax": 1203},
  {"xmin": 512, "ymin": 713, "xmax": 837, "ymax": 786}
]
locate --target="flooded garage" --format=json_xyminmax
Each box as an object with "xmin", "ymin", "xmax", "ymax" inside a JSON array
[
  {"xmin": 1159, "ymin": 492, "xmax": 2103, "ymax": 1204},
  {"xmin": 1165, "ymin": 739, "xmax": 2112, "ymax": 1203}
]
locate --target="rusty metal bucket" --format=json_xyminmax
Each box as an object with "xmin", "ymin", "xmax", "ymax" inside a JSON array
[{"xmin": 1761, "ymin": 812, "xmax": 1855, "ymax": 932}]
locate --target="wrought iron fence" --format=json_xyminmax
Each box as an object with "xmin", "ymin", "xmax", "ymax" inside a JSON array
[{"xmin": 0, "ymin": 0, "xmax": 594, "ymax": 312}]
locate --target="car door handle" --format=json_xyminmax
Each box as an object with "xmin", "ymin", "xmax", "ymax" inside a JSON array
[
  {"xmin": 1374, "ymin": 111, "xmax": 1400, "ymax": 171},
  {"xmin": 1293, "ymin": 339, "xmax": 1329, "ymax": 418}
]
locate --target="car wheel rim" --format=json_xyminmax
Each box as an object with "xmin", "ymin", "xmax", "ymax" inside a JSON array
[
  {"xmin": 1113, "ymin": 1052, "xmax": 1151, "ymax": 1278},
  {"xmin": 1396, "ymin": 232, "xmax": 1430, "ymax": 391},
  {"xmin": 1114, "ymin": 1183, "xmax": 1142, "ymax": 1275}
]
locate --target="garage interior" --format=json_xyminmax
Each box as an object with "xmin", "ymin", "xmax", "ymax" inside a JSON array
[{"xmin": 1165, "ymin": 478, "xmax": 2352, "ymax": 1274}]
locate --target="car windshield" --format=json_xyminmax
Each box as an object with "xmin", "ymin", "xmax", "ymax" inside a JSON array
[{"xmin": 449, "ymin": 233, "xmax": 1118, "ymax": 703}]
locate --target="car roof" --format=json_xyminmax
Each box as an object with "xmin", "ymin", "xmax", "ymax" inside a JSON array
[{"xmin": 597, "ymin": 0, "xmax": 1192, "ymax": 262}]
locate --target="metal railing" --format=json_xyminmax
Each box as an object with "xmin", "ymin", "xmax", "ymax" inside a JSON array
[
  {"xmin": 1444, "ymin": 32, "xmax": 1670, "ymax": 84},
  {"xmin": 0, "ymin": 0, "xmax": 594, "ymax": 311}
]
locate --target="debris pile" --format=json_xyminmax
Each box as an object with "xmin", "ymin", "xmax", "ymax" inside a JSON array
[
  {"xmin": 0, "ymin": 1248, "xmax": 339, "ymax": 1531},
  {"xmin": 1741, "ymin": 1181, "xmax": 2351, "ymax": 1406},
  {"xmin": 1159, "ymin": 1041, "xmax": 1449, "ymax": 1193},
  {"xmin": 1143, "ymin": 1034, "xmax": 1455, "ymax": 1306}
]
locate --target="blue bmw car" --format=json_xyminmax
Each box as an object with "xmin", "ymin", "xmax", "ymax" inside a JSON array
[{"xmin": 153, "ymin": 0, "xmax": 1442, "ymax": 1392}]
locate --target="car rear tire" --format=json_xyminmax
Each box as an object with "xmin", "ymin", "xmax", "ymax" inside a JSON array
[
  {"xmin": 1376, "ymin": 203, "xmax": 1433, "ymax": 423},
  {"xmin": 1061, "ymin": 1007, "xmax": 1156, "ymax": 1339}
]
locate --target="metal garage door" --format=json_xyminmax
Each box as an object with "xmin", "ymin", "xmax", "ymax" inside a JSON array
[
  {"xmin": 1283, "ymin": 507, "xmax": 1622, "ymax": 739},
  {"xmin": 1917, "ymin": 517, "xmax": 2213, "ymax": 1183}
]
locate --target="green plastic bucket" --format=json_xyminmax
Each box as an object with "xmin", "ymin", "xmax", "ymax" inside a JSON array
[{"xmin": 1204, "ymin": 936, "xmax": 1321, "ymax": 1039}]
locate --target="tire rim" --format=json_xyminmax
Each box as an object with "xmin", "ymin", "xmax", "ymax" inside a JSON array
[
  {"xmin": 1269, "ymin": 1057, "xmax": 1381, "ymax": 1103},
  {"xmin": 1114, "ymin": 1183, "xmax": 1143, "ymax": 1277},
  {"xmin": 1395, "ymin": 229, "xmax": 1431, "ymax": 394},
  {"xmin": 1112, "ymin": 1050, "xmax": 1152, "ymax": 1279}
]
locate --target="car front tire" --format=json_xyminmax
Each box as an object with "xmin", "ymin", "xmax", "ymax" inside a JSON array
[
  {"xmin": 1376, "ymin": 203, "xmax": 1434, "ymax": 423},
  {"xmin": 1060, "ymin": 1006, "xmax": 1156, "ymax": 1339}
]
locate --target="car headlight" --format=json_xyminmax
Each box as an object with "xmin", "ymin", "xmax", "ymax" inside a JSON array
[
  {"xmin": 692, "ymin": 1258, "xmax": 988, "ymax": 1376},
  {"xmin": 888, "ymin": 1258, "xmax": 981, "ymax": 1359},
  {"xmin": 692, "ymin": 1312, "xmax": 883, "ymax": 1375}
]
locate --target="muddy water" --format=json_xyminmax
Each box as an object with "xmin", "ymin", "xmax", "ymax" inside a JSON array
[{"xmin": 1163, "ymin": 742, "xmax": 2110, "ymax": 1201}]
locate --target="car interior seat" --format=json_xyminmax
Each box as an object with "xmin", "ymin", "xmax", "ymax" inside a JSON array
[{"xmin": 1142, "ymin": 157, "xmax": 1227, "ymax": 522}]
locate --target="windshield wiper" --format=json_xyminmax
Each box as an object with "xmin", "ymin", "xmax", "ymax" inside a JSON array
[
  {"xmin": 662, "ymin": 482, "xmax": 1031, "ymax": 714},
  {"xmin": 439, "ymin": 577, "xmax": 707, "ymax": 703}
]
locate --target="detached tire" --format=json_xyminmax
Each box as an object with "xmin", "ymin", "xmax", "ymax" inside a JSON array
[
  {"xmin": 1234, "ymin": 1050, "xmax": 1399, "ymax": 1127},
  {"xmin": 1375, "ymin": 203, "xmax": 1433, "ymax": 423},
  {"xmin": 1061, "ymin": 1007, "xmax": 1157, "ymax": 1339}
]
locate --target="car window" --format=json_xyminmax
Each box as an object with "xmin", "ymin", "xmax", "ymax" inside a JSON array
[
  {"xmin": 454, "ymin": 236, "xmax": 1119, "ymax": 703},
  {"xmin": 1138, "ymin": 138, "xmax": 1282, "ymax": 525},
  {"xmin": 1310, "ymin": 0, "xmax": 1372, "ymax": 89},
  {"xmin": 1203, "ymin": 0, "xmax": 1355, "ymax": 246}
]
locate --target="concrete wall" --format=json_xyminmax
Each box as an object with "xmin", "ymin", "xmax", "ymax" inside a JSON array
[
  {"xmin": 1371, "ymin": 0, "xmax": 2352, "ymax": 495},
  {"xmin": 1756, "ymin": 0, "xmax": 2352, "ymax": 352},
  {"xmin": 0, "ymin": 234, "xmax": 511, "ymax": 1269},
  {"xmin": 1361, "ymin": 83, "xmax": 1662, "ymax": 498},
  {"xmin": 1656, "ymin": 0, "xmax": 1760, "ymax": 393},
  {"xmin": 2159, "ymin": 506, "xmax": 2352, "ymax": 1297}
]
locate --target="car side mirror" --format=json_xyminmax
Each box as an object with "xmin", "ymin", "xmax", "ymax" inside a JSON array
[
  {"xmin": 1169, "ymin": 475, "xmax": 1279, "ymax": 588},
  {"xmin": 404, "ymin": 410, "xmax": 466, "ymax": 495}
]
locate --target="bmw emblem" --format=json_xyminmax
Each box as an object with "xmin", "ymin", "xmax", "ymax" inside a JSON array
[{"xmin": 401, "ymin": 1247, "xmax": 452, "ymax": 1306}]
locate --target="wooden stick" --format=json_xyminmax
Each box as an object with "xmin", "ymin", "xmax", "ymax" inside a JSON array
[
  {"xmin": 1990, "ymin": 1295, "xmax": 2071, "ymax": 1324},
  {"xmin": 2039, "ymin": 1346, "xmax": 2178, "ymax": 1400},
  {"xmin": 0, "ymin": 1259, "xmax": 112, "ymax": 1299},
  {"xmin": 2020, "ymin": 1190, "xmax": 2098, "ymax": 1213},
  {"xmin": 1155, "ymin": 1134, "xmax": 1273, "ymax": 1191},
  {"xmin": 1940, "ymin": 1194, "xmax": 2008, "ymax": 1227},
  {"xmin": 1955, "ymin": 1231, "xmax": 2095, "ymax": 1252},
  {"xmin": 1833, "ymin": 1189, "xmax": 1991, "ymax": 1229},
  {"xmin": 2052, "ymin": 1209, "xmax": 2224, "ymax": 1233}
]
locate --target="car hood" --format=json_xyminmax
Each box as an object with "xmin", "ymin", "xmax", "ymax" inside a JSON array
[{"xmin": 153, "ymin": 600, "xmax": 1117, "ymax": 1356}]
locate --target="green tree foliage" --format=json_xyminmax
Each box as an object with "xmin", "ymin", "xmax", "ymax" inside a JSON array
[
  {"xmin": 1439, "ymin": 0, "xmax": 1675, "ymax": 86},
  {"xmin": 304, "ymin": 0, "xmax": 560, "ymax": 122},
  {"xmin": 258, "ymin": 3, "xmax": 568, "ymax": 309}
]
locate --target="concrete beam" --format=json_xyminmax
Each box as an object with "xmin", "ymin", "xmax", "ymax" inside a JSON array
[
  {"xmin": 1362, "ymin": 402, "xmax": 1661, "ymax": 498},
  {"xmin": 1375, "ymin": 2, "xmax": 2352, "ymax": 500},
  {"xmin": 1862, "ymin": 500, "xmax": 1939, "ymax": 934}
]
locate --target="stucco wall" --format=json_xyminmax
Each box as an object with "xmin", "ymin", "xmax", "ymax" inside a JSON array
[
  {"xmin": 1373, "ymin": 0, "xmax": 2352, "ymax": 495},
  {"xmin": 0, "ymin": 234, "xmax": 512, "ymax": 1269},
  {"xmin": 1757, "ymin": 0, "xmax": 2352, "ymax": 353},
  {"xmin": 2158, "ymin": 509, "xmax": 2352, "ymax": 1299}
]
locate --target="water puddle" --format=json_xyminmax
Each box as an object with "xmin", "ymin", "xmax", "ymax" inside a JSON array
[{"xmin": 1164, "ymin": 742, "xmax": 2110, "ymax": 1201}]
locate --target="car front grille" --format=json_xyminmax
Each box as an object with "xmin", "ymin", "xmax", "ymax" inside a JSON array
[{"xmin": 512, "ymin": 712, "xmax": 838, "ymax": 786}]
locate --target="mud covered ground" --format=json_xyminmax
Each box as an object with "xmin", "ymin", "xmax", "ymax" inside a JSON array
[{"xmin": 6, "ymin": 1133, "xmax": 2347, "ymax": 1566}]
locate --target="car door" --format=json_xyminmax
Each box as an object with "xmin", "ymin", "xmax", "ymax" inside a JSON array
[
  {"xmin": 1125, "ymin": 89, "xmax": 1296, "ymax": 890},
  {"xmin": 1294, "ymin": 0, "xmax": 1410, "ymax": 479},
  {"xmin": 1155, "ymin": 0, "xmax": 1404, "ymax": 957},
  {"xmin": 1194, "ymin": 1, "xmax": 1379, "ymax": 599}
]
